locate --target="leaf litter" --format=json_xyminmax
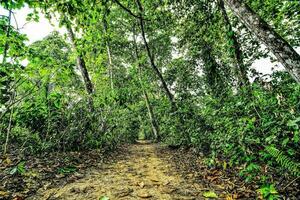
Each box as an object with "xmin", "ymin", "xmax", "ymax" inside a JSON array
[{"xmin": 1, "ymin": 142, "xmax": 298, "ymax": 199}]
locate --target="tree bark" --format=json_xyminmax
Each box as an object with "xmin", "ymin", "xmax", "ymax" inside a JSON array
[
  {"xmin": 133, "ymin": 23, "xmax": 160, "ymax": 141},
  {"xmin": 224, "ymin": 0, "xmax": 300, "ymax": 83},
  {"xmin": 103, "ymin": 16, "xmax": 114, "ymax": 90},
  {"xmin": 219, "ymin": 0, "xmax": 249, "ymax": 86},
  {"xmin": 143, "ymin": 88, "xmax": 159, "ymax": 140},
  {"xmin": 66, "ymin": 24, "xmax": 94, "ymax": 95},
  {"xmin": 135, "ymin": 0, "xmax": 175, "ymax": 107}
]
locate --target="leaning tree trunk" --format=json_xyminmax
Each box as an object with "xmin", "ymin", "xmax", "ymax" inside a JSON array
[
  {"xmin": 133, "ymin": 23, "xmax": 160, "ymax": 141},
  {"xmin": 66, "ymin": 22, "xmax": 97, "ymax": 142},
  {"xmin": 135, "ymin": 0, "xmax": 175, "ymax": 107},
  {"xmin": 219, "ymin": 0, "xmax": 249, "ymax": 86},
  {"xmin": 142, "ymin": 88, "xmax": 159, "ymax": 140},
  {"xmin": 66, "ymin": 25, "xmax": 94, "ymax": 96},
  {"xmin": 224, "ymin": 0, "xmax": 300, "ymax": 83}
]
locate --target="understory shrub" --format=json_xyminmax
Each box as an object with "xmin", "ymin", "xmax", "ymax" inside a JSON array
[{"xmin": 200, "ymin": 72, "xmax": 300, "ymax": 178}]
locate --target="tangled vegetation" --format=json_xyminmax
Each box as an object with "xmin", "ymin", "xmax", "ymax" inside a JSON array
[{"xmin": 1, "ymin": 0, "xmax": 299, "ymax": 199}]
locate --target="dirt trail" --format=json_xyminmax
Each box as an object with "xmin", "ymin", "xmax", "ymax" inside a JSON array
[{"xmin": 31, "ymin": 142, "xmax": 205, "ymax": 200}]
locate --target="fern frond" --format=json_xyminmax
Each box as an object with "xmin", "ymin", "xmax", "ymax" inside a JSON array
[{"xmin": 265, "ymin": 146, "xmax": 300, "ymax": 176}]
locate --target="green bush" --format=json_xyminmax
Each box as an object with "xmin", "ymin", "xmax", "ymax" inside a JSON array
[{"xmin": 198, "ymin": 72, "xmax": 300, "ymax": 177}]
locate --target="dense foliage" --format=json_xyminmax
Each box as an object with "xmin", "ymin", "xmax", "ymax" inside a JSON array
[{"xmin": 1, "ymin": 0, "xmax": 299, "ymax": 198}]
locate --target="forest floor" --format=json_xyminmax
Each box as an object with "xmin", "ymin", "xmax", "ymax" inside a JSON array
[{"xmin": 1, "ymin": 141, "xmax": 257, "ymax": 200}]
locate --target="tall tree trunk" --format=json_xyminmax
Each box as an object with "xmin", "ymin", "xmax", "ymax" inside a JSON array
[
  {"xmin": 103, "ymin": 7, "xmax": 114, "ymax": 90},
  {"xmin": 219, "ymin": 0, "xmax": 249, "ymax": 86},
  {"xmin": 133, "ymin": 24, "xmax": 160, "ymax": 141},
  {"xmin": 66, "ymin": 24, "xmax": 94, "ymax": 96},
  {"xmin": 103, "ymin": 3, "xmax": 114, "ymax": 90},
  {"xmin": 135, "ymin": 0, "xmax": 175, "ymax": 107},
  {"xmin": 224, "ymin": 0, "xmax": 300, "ymax": 83}
]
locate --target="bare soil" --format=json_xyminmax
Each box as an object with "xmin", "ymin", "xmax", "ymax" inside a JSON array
[{"xmin": 30, "ymin": 142, "xmax": 207, "ymax": 200}]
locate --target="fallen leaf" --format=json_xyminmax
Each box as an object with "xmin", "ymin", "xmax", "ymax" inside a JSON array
[
  {"xmin": 149, "ymin": 177, "xmax": 160, "ymax": 182},
  {"xmin": 114, "ymin": 188, "xmax": 133, "ymax": 198},
  {"xmin": 0, "ymin": 191, "xmax": 9, "ymax": 197},
  {"xmin": 139, "ymin": 181, "xmax": 145, "ymax": 188},
  {"xmin": 226, "ymin": 195, "xmax": 233, "ymax": 200},
  {"xmin": 203, "ymin": 191, "xmax": 218, "ymax": 198},
  {"xmin": 13, "ymin": 196, "xmax": 25, "ymax": 200},
  {"xmin": 4, "ymin": 157, "xmax": 12, "ymax": 165},
  {"xmin": 137, "ymin": 190, "xmax": 152, "ymax": 198},
  {"xmin": 163, "ymin": 180, "xmax": 170, "ymax": 186}
]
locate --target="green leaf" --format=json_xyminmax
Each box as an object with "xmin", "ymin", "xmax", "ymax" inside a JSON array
[
  {"xmin": 99, "ymin": 196, "xmax": 109, "ymax": 200},
  {"xmin": 203, "ymin": 191, "xmax": 218, "ymax": 198},
  {"xmin": 269, "ymin": 185, "xmax": 278, "ymax": 194},
  {"xmin": 282, "ymin": 138, "xmax": 289, "ymax": 147},
  {"xmin": 287, "ymin": 117, "xmax": 300, "ymax": 128},
  {"xmin": 58, "ymin": 166, "xmax": 77, "ymax": 174},
  {"xmin": 17, "ymin": 161, "xmax": 26, "ymax": 174},
  {"xmin": 9, "ymin": 167, "xmax": 17, "ymax": 175},
  {"xmin": 293, "ymin": 130, "xmax": 299, "ymax": 143},
  {"xmin": 227, "ymin": 31, "xmax": 234, "ymax": 37},
  {"xmin": 10, "ymin": 161, "xmax": 26, "ymax": 175}
]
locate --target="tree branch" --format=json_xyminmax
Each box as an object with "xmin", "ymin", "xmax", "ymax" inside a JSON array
[{"xmin": 112, "ymin": 0, "xmax": 150, "ymax": 21}]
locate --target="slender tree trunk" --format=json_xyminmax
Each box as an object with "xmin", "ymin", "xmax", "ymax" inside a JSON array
[
  {"xmin": 2, "ymin": 5, "xmax": 12, "ymax": 64},
  {"xmin": 106, "ymin": 42, "xmax": 114, "ymax": 90},
  {"xmin": 3, "ymin": 91, "xmax": 15, "ymax": 155},
  {"xmin": 142, "ymin": 88, "xmax": 159, "ymax": 140},
  {"xmin": 45, "ymin": 75, "xmax": 51, "ymax": 140},
  {"xmin": 135, "ymin": 0, "xmax": 175, "ymax": 107},
  {"xmin": 66, "ymin": 24, "xmax": 94, "ymax": 95},
  {"xmin": 219, "ymin": 0, "xmax": 249, "ymax": 86},
  {"xmin": 103, "ymin": 18, "xmax": 114, "ymax": 90},
  {"xmin": 224, "ymin": 0, "xmax": 300, "ymax": 83},
  {"xmin": 133, "ymin": 24, "xmax": 160, "ymax": 141}
]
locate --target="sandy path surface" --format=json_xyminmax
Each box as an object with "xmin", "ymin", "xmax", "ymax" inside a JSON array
[{"xmin": 30, "ymin": 142, "xmax": 205, "ymax": 200}]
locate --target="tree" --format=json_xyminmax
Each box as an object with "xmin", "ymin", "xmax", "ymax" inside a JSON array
[
  {"xmin": 224, "ymin": 0, "xmax": 300, "ymax": 83},
  {"xmin": 102, "ymin": 3, "xmax": 114, "ymax": 90},
  {"xmin": 135, "ymin": 0, "xmax": 175, "ymax": 107},
  {"xmin": 132, "ymin": 22, "xmax": 159, "ymax": 140},
  {"xmin": 66, "ymin": 22, "xmax": 94, "ymax": 96},
  {"xmin": 218, "ymin": 0, "xmax": 249, "ymax": 86}
]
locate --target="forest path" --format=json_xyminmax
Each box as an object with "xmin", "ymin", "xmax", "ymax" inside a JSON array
[{"xmin": 32, "ymin": 141, "xmax": 206, "ymax": 200}]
